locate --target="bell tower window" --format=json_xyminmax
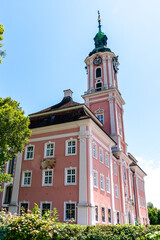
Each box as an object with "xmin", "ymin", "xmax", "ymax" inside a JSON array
[
  {"xmin": 96, "ymin": 67, "xmax": 102, "ymax": 78},
  {"xmin": 95, "ymin": 79, "xmax": 102, "ymax": 91}
]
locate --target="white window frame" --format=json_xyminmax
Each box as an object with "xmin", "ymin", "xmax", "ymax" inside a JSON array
[
  {"xmin": 114, "ymin": 162, "xmax": 118, "ymax": 176},
  {"xmin": 40, "ymin": 201, "xmax": 52, "ymax": 216},
  {"xmin": 19, "ymin": 201, "xmax": 29, "ymax": 215},
  {"xmin": 108, "ymin": 207, "xmax": 112, "ymax": 224},
  {"xmin": 101, "ymin": 206, "xmax": 106, "ymax": 223},
  {"xmin": 64, "ymin": 201, "xmax": 76, "ymax": 221},
  {"xmin": 95, "ymin": 66, "xmax": 102, "ymax": 79},
  {"xmin": 44, "ymin": 142, "xmax": 55, "ymax": 158},
  {"xmin": 65, "ymin": 167, "xmax": 76, "ymax": 185},
  {"xmin": 93, "ymin": 170, "xmax": 98, "ymax": 188},
  {"xmin": 99, "ymin": 148, "xmax": 104, "ymax": 163},
  {"xmin": 21, "ymin": 170, "xmax": 32, "ymax": 187},
  {"xmin": 96, "ymin": 113, "xmax": 104, "ymax": 124},
  {"xmin": 105, "ymin": 152, "xmax": 109, "ymax": 167},
  {"xmin": 106, "ymin": 177, "xmax": 110, "ymax": 193},
  {"xmin": 95, "ymin": 204, "xmax": 99, "ymax": 222},
  {"xmin": 100, "ymin": 174, "xmax": 105, "ymax": 191},
  {"xmin": 115, "ymin": 184, "xmax": 119, "ymax": 198},
  {"xmin": 24, "ymin": 145, "xmax": 35, "ymax": 160},
  {"xmin": 92, "ymin": 142, "xmax": 97, "ymax": 159},
  {"xmin": 42, "ymin": 169, "xmax": 53, "ymax": 186},
  {"xmin": 65, "ymin": 139, "xmax": 77, "ymax": 156}
]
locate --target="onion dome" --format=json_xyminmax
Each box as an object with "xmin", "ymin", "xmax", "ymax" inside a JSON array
[{"xmin": 89, "ymin": 11, "xmax": 111, "ymax": 56}]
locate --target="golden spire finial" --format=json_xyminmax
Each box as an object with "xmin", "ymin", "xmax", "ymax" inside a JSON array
[{"xmin": 97, "ymin": 10, "xmax": 101, "ymax": 32}]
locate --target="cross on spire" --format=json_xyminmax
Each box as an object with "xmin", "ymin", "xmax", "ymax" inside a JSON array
[{"xmin": 98, "ymin": 10, "xmax": 102, "ymax": 32}]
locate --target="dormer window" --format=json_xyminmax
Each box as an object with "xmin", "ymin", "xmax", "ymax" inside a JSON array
[{"xmin": 96, "ymin": 67, "xmax": 102, "ymax": 78}]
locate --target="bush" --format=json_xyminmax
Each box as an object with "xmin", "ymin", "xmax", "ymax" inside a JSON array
[{"xmin": 1, "ymin": 206, "xmax": 160, "ymax": 240}]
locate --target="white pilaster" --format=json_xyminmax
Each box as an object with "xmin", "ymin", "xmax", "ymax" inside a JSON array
[
  {"xmin": 109, "ymin": 146, "xmax": 116, "ymax": 224},
  {"xmin": 115, "ymin": 101, "xmax": 119, "ymax": 135},
  {"xmin": 88, "ymin": 127, "xmax": 95, "ymax": 225},
  {"xmin": 87, "ymin": 64, "xmax": 89, "ymax": 90},
  {"xmin": 111, "ymin": 63, "xmax": 115, "ymax": 87},
  {"xmin": 108, "ymin": 56, "xmax": 112, "ymax": 88},
  {"xmin": 120, "ymin": 160, "xmax": 126, "ymax": 224},
  {"xmin": 109, "ymin": 93, "xmax": 116, "ymax": 135},
  {"xmin": 90, "ymin": 59, "xmax": 93, "ymax": 89},
  {"xmin": 9, "ymin": 152, "xmax": 22, "ymax": 214},
  {"xmin": 135, "ymin": 174, "xmax": 142, "ymax": 224},
  {"xmin": 103, "ymin": 56, "xmax": 108, "ymax": 89},
  {"xmin": 77, "ymin": 125, "xmax": 88, "ymax": 225},
  {"xmin": 128, "ymin": 169, "xmax": 133, "ymax": 200}
]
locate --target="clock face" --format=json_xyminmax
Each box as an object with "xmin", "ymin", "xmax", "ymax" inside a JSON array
[{"xmin": 93, "ymin": 56, "xmax": 102, "ymax": 66}]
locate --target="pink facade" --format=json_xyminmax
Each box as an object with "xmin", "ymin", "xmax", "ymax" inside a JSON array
[{"xmin": 0, "ymin": 15, "xmax": 148, "ymax": 225}]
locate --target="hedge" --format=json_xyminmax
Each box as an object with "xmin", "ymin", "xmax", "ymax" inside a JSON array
[{"xmin": 0, "ymin": 205, "xmax": 160, "ymax": 240}]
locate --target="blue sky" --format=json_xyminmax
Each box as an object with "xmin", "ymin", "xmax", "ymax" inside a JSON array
[{"xmin": 1, "ymin": 0, "xmax": 160, "ymax": 208}]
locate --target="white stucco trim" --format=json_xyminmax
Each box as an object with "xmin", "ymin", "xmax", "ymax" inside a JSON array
[
  {"xmin": 87, "ymin": 65, "xmax": 89, "ymax": 90},
  {"xmin": 103, "ymin": 56, "xmax": 108, "ymax": 87},
  {"xmin": 77, "ymin": 125, "xmax": 88, "ymax": 225},
  {"xmin": 90, "ymin": 59, "xmax": 93, "ymax": 88},
  {"xmin": 92, "ymin": 135, "xmax": 109, "ymax": 152},
  {"xmin": 88, "ymin": 127, "xmax": 95, "ymax": 225},
  {"xmin": 29, "ymin": 132, "xmax": 78, "ymax": 143},
  {"xmin": 120, "ymin": 159, "xmax": 125, "ymax": 224},
  {"xmin": 135, "ymin": 175, "xmax": 142, "ymax": 223},
  {"xmin": 109, "ymin": 146, "xmax": 116, "ymax": 224},
  {"xmin": 128, "ymin": 170, "xmax": 133, "ymax": 200},
  {"xmin": 109, "ymin": 94, "xmax": 116, "ymax": 135},
  {"xmin": 108, "ymin": 56, "xmax": 112, "ymax": 87},
  {"xmin": 115, "ymin": 102, "xmax": 119, "ymax": 137}
]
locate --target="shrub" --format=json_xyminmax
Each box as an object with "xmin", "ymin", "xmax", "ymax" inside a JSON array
[{"xmin": 1, "ymin": 206, "xmax": 160, "ymax": 240}]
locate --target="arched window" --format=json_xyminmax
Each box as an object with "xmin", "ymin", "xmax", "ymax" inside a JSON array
[{"xmin": 96, "ymin": 68, "xmax": 102, "ymax": 78}]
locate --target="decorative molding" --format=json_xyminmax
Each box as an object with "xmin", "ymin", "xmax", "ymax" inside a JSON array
[{"xmin": 29, "ymin": 132, "xmax": 78, "ymax": 143}]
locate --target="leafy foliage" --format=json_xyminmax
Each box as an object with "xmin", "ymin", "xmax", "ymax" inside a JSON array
[
  {"xmin": 0, "ymin": 24, "xmax": 6, "ymax": 63},
  {"xmin": 1, "ymin": 205, "xmax": 160, "ymax": 240},
  {"xmin": 147, "ymin": 202, "xmax": 160, "ymax": 225},
  {"xmin": 0, "ymin": 97, "xmax": 31, "ymax": 189}
]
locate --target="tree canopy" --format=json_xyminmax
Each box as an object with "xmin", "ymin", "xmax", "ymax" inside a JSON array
[
  {"xmin": 0, "ymin": 97, "xmax": 31, "ymax": 189},
  {"xmin": 0, "ymin": 24, "xmax": 6, "ymax": 63},
  {"xmin": 147, "ymin": 202, "xmax": 160, "ymax": 225}
]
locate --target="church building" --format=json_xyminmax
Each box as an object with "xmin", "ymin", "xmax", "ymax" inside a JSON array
[{"xmin": 0, "ymin": 13, "xmax": 148, "ymax": 225}]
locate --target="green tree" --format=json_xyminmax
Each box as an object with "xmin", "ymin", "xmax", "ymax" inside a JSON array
[
  {"xmin": 0, "ymin": 97, "xmax": 31, "ymax": 190},
  {"xmin": 147, "ymin": 202, "xmax": 160, "ymax": 225},
  {"xmin": 0, "ymin": 24, "xmax": 6, "ymax": 63}
]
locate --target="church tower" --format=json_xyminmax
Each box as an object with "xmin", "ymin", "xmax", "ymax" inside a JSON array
[{"xmin": 82, "ymin": 12, "xmax": 127, "ymax": 154}]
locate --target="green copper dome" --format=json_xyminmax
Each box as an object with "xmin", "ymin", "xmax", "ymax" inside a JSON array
[{"xmin": 89, "ymin": 11, "xmax": 111, "ymax": 56}]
